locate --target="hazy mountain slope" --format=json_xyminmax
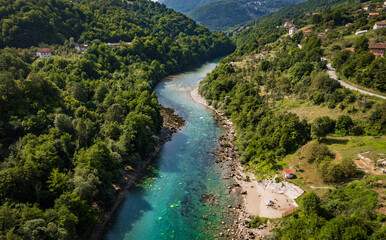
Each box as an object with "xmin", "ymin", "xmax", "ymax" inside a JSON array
[
  {"xmin": 158, "ymin": 0, "xmax": 221, "ymax": 13},
  {"xmin": 187, "ymin": 0, "xmax": 306, "ymax": 31}
]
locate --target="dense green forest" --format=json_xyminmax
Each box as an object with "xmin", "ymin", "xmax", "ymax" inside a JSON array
[
  {"xmin": 199, "ymin": 0, "xmax": 385, "ymax": 237},
  {"xmin": 0, "ymin": 0, "xmax": 234, "ymax": 238}
]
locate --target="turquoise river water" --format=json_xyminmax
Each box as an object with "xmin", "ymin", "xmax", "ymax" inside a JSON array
[{"xmin": 103, "ymin": 61, "xmax": 237, "ymax": 239}]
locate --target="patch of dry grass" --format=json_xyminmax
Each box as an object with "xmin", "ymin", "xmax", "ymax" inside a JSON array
[
  {"xmin": 275, "ymin": 99, "xmax": 375, "ymax": 122},
  {"xmin": 282, "ymin": 136, "xmax": 386, "ymax": 193}
]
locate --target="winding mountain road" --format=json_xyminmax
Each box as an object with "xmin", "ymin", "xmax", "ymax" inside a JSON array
[{"xmin": 325, "ymin": 62, "xmax": 386, "ymax": 100}]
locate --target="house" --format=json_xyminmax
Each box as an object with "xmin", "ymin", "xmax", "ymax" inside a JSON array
[
  {"xmin": 247, "ymin": 56, "xmax": 256, "ymax": 62},
  {"xmin": 289, "ymin": 27, "xmax": 298, "ymax": 35},
  {"xmin": 284, "ymin": 169, "xmax": 295, "ymax": 179},
  {"xmin": 36, "ymin": 48, "xmax": 52, "ymax": 59},
  {"xmin": 284, "ymin": 21, "xmax": 295, "ymax": 28},
  {"xmin": 373, "ymin": 22, "xmax": 386, "ymax": 29},
  {"xmin": 368, "ymin": 12, "xmax": 379, "ymax": 19},
  {"xmin": 303, "ymin": 30, "xmax": 312, "ymax": 37},
  {"xmin": 369, "ymin": 42, "xmax": 386, "ymax": 57},
  {"xmin": 363, "ymin": 5, "xmax": 372, "ymax": 11},
  {"xmin": 107, "ymin": 42, "xmax": 132, "ymax": 48},
  {"xmin": 343, "ymin": 47, "xmax": 355, "ymax": 52},
  {"xmin": 107, "ymin": 43, "xmax": 120, "ymax": 48},
  {"xmin": 317, "ymin": 33, "xmax": 327, "ymax": 39},
  {"xmin": 345, "ymin": 23, "xmax": 353, "ymax": 27},
  {"xmin": 355, "ymin": 30, "xmax": 368, "ymax": 35},
  {"xmin": 260, "ymin": 51, "xmax": 269, "ymax": 57},
  {"xmin": 75, "ymin": 44, "xmax": 88, "ymax": 53}
]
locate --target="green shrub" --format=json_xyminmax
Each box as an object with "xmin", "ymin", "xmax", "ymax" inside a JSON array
[{"xmin": 303, "ymin": 142, "xmax": 333, "ymax": 163}]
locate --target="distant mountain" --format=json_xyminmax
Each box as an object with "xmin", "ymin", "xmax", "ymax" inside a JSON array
[
  {"xmin": 160, "ymin": 0, "xmax": 306, "ymax": 31},
  {"xmin": 158, "ymin": 0, "xmax": 221, "ymax": 13}
]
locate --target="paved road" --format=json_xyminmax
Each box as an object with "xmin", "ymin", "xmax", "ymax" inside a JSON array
[{"xmin": 325, "ymin": 62, "xmax": 386, "ymax": 100}]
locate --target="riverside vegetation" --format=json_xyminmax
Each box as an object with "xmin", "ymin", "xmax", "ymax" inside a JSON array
[
  {"xmin": 199, "ymin": 0, "xmax": 385, "ymax": 238},
  {"xmin": 0, "ymin": 0, "xmax": 234, "ymax": 238}
]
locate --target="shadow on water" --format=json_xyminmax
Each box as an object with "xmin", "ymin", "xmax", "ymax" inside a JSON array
[{"xmin": 105, "ymin": 190, "xmax": 153, "ymax": 239}]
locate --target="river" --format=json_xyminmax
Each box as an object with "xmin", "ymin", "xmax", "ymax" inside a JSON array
[{"xmin": 103, "ymin": 61, "xmax": 237, "ymax": 239}]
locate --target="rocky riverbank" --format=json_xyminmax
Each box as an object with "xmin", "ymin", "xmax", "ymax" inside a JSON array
[
  {"xmin": 89, "ymin": 106, "xmax": 184, "ymax": 240},
  {"xmin": 190, "ymin": 87, "xmax": 303, "ymax": 239}
]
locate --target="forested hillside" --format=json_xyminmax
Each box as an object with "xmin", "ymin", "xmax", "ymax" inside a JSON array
[
  {"xmin": 188, "ymin": 0, "xmax": 306, "ymax": 31},
  {"xmin": 159, "ymin": 0, "xmax": 306, "ymax": 31},
  {"xmin": 158, "ymin": 0, "xmax": 221, "ymax": 13},
  {"xmin": 199, "ymin": 0, "xmax": 385, "ymax": 237},
  {"xmin": 0, "ymin": 0, "xmax": 234, "ymax": 238}
]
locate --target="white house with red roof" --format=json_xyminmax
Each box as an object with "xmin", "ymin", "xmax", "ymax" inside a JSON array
[
  {"xmin": 36, "ymin": 48, "xmax": 52, "ymax": 59},
  {"xmin": 373, "ymin": 22, "xmax": 386, "ymax": 29},
  {"xmin": 284, "ymin": 169, "xmax": 295, "ymax": 179},
  {"xmin": 289, "ymin": 27, "xmax": 298, "ymax": 35}
]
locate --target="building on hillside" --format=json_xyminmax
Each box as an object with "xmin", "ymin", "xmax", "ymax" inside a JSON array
[
  {"xmin": 36, "ymin": 48, "xmax": 52, "ymax": 59},
  {"xmin": 317, "ymin": 33, "xmax": 327, "ymax": 39},
  {"xmin": 246, "ymin": 56, "xmax": 256, "ymax": 62},
  {"xmin": 303, "ymin": 29, "xmax": 312, "ymax": 37},
  {"xmin": 363, "ymin": 5, "xmax": 372, "ymax": 11},
  {"xmin": 289, "ymin": 27, "xmax": 298, "ymax": 35},
  {"xmin": 373, "ymin": 22, "xmax": 386, "ymax": 29},
  {"xmin": 260, "ymin": 51, "xmax": 269, "ymax": 57},
  {"xmin": 284, "ymin": 169, "xmax": 295, "ymax": 179},
  {"xmin": 343, "ymin": 47, "xmax": 355, "ymax": 52},
  {"xmin": 345, "ymin": 23, "xmax": 353, "ymax": 27},
  {"xmin": 369, "ymin": 42, "xmax": 386, "ymax": 57},
  {"xmin": 107, "ymin": 43, "xmax": 120, "ymax": 48},
  {"xmin": 284, "ymin": 21, "xmax": 295, "ymax": 28},
  {"xmin": 355, "ymin": 30, "xmax": 368, "ymax": 35},
  {"xmin": 75, "ymin": 44, "xmax": 88, "ymax": 53},
  {"xmin": 107, "ymin": 42, "xmax": 132, "ymax": 48},
  {"xmin": 368, "ymin": 12, "xmax": 379, "ymax": 19}
]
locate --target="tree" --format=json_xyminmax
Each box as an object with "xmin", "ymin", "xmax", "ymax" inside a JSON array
[
  {"xmin": 54, "ymin": 114, "xmax": 74, "ymax": 134},
  {"xmin": 303, "ymin": 142, "xmax": 332, "ymax": 163},
  {"xmin": 354, "ymin": 36, "xmax": 369, "ymax": 53},
  {"xmin": 299, "ymin": 192, "xmax": 321, "ymax": 215},
  {"xmin": 335, "ymin": 115, "xmax": 353, "ymax": 135},
  {"xmin": 311, "ymin": 116, "xmax": 335, "ymax": 140},
  {"xmin": 47, "ymin": 169, "xmax": 69, "ymax": 197},
  {"xmin": 340, "ymin": 158, "xmax": 356, "ymax": 178}
]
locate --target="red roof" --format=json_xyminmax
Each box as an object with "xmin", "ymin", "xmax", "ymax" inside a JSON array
[
  {"xmin": 370, "ymin": 43, "xmax": 386, "ymax": 49},
  {"xmin": 261, "ymin": 51, "xmax": 269, "ymax": 54},
  {"xmin": 375, "ymin": 22, "xmax": 386, "ymax": 26},
  {"xmin": 290, "ymin": 27, "xmax": 296, "ymax": 30},
  {"xmin": 284, "ymin": 169, "xmax": 294, "ymax": 174},
  {"xmin": 37, "ymin": 48, "xmax": 51, "ymax": 53},
  {"xmin": 369, "ymin": 12, "xmax": 379, "ymax": 15}
]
